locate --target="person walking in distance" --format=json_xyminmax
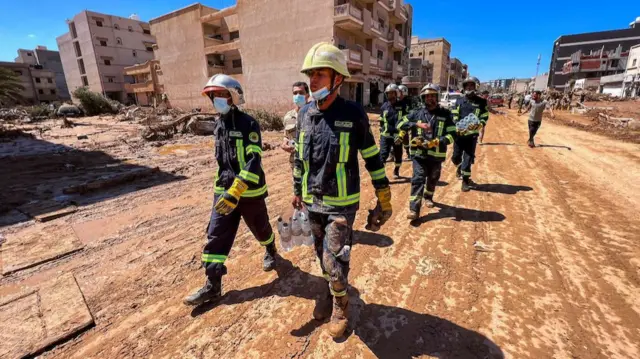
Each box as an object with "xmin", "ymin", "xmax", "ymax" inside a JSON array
[
  {"xmin": 522, "ymin": 90, "xmax": 555, "ymax": 148},
  {"xmin": 508, "ymin": 93, "xmax": 514, "ymax": 109},
  {"xmin": 293, "ymin": 42, "xmax": 392, "ymax": 338},
  {"xmin": 398, "ymin": 84, "xmax": 457, "ymax": 219},
  {"xmin": 183, "ymin": 74, "xmax": 278, "ymax": 306},
  {"xmin": 379, "ymin": 84, "xmax": 405, "ymax": 179},
  {"xmin": 450, "ymin": 77, "xmax": 489, "ymax": 192},
  {"xmin": 281, "ymin": 81, "xmax": 310, "ymax": 170}
]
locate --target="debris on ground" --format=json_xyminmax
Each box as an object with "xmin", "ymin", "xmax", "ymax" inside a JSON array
[{"xmin": 57, "ymin": 103, "xmax": 83, "ymax": 117}]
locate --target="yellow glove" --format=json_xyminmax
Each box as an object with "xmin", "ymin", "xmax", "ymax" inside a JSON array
[
  {"xmin": 427, "ymin": 138, "xmax": 440, "ymax": 149},
  {"xmin": 375, "ymin": 186, "xmax": 392, "ymax": 214},
  {"xmin": 214, "ymin": 178, "xmax": 248, "ymax": 215},
  {"xmin": 410, "ymin": 137, "xmax": 424, "ymax": 149}
]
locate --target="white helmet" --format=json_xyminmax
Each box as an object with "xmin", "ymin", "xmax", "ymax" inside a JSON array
[
  {"xmin": 202, "ymin": 74, "xmax": 245, "ymax": 105},
  {"xmin": 398, "ymin": 84, "xmax": 409, "ymax": 96},
  {"xmin": 385, "ymin": 84, "xmax": 400, "ymax": 96},
  {"xmin": 419, "ymin": 83, "xmax": 440, "ymax": 101}
]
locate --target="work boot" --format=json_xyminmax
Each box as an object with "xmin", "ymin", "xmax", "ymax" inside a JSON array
[
  {"xmin": 313, "ymin": 289, "xmax": 333, "ymax": 321},
  {"xmin": 328, "ymin": 295, "xmax": 349, "ymax": 338},
  {"xmin": 263, "ymin": 243, "xmax": 277, "ymax": 272},
  {"xmin": 461, "ymin": 178, "xmax": 477, "ymax": 192},
  {"xmin": 183, "ymin": 277, "xmax": 222, "ymax": 306},
  {"xmin": 456, "ymin": 166, "xmax": 462, "ymax": 180},
  {"xmin": 424, "ymin": 197, "xmax": 435, "ymax": 208},
  {"xmin": 407, "ymin": 210, "xmax": 419, "ymax": 220},
  {"xmin": 393, "ymin": 167, "xmax": 400, "ymax": 179},
  {"xmin": 528, "ymin": 139, "xmax": 535, "ymax": 148}
]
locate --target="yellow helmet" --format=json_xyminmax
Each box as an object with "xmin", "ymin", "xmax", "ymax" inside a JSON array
[{"xmin": 301, "ymin": 42, "xmax": 350, "ymax": 78}]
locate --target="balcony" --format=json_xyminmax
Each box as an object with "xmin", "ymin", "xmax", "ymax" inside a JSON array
[
  {"xmin": 124, "ymin": 80, "xmax": 154, "ymax": 94},
  {"xmin": 204, "ymin": 34, "xmax": 225, "ymax": 48},
  {"xmin": 370, "ymin": 55, "xmax": 379, "ymax": 68},
  {"xmin": 389, "ymin": 0, "xmax": 408, "ymax": 23},
  {"xmin": 123, "ymin": 61, "xmax": 155, "ymax": 76},
  {"xmin": 201, "ymin": 5, "xmax": 237, "ymax": 27},
  {"xmin": 391, "ymin": 29, "xmax": 406, "ymax": 50},
  {"xmin": 378, "ymin": 0, "xmax": 392, "ymax": 12},
  {"xmin": 334, "ymin": 4, "xmax": 364, "ymax": 31},
  {"xmin": 207, "ymin": 65, "xmax": 226, "ymax": 77},
  {"xmin": 204, "ymin": 39, "xmax": 240, "ymax": 55},
  {"xmin": 371, "ymin": 20, "xmax": 382, "ymax": 36},
  {"xmin": 343, "ymin": 49, "xmax": 363, "ymax": 68}
]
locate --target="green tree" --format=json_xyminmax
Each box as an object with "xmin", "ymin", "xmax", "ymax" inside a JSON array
[{"xmin": 0, "ymin": 67, "xmax": 25, "ymax": 106}]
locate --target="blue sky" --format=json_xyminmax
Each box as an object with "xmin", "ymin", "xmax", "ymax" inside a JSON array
[{"xmin": 0, "ymin": 0, "xmax": 637, "ymax": 81}]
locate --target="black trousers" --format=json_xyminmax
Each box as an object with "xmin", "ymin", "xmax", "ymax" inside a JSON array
[
  {"xmin": 202, "ymin": 195, "xmax": 274, "ymax": 280},
  {"xmin": 409, "ymin": 158, "xmax": 442, "ymax": 212},
  {"xmin": 380, "ymin": 136, "xmax": 403, "ymax": 168},
  {"xmin": 308, "ymin": 211, "xmax": 356, "ymax": 297},
  {"xmin": 528, "ymin": 121, "xmax": 541, "ymax": 142},
  {"xmin": 451, "ymin": 135, "xmax": 478, "ymax": 179}
]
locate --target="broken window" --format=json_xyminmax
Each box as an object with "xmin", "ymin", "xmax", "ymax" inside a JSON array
[
  {"xmin": 81, "ymin": 76, "xmax": 88, "ymax": 86},
  {"xmin": 230, "ymin": 31, "xmax": 239, "ymax": 41},
  {"xmin": 611, "ymin": 59, "xmax": 619, "ymax": 67},
  {"xmin": 232, "ymin": 59, "xmax": 242, "ymax": 68}
]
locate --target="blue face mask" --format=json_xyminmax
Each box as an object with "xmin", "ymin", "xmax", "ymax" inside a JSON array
[
  {"xmin": 213, "ymin": 97, "xmax": 231, "ymax": 114},
  {"xmin": 293, "ymin": 94, "xmax": 306, "ymax": 107},
  {"xmin": 311, "ymin": 87, "xmax": 330, "ymax": 101}
]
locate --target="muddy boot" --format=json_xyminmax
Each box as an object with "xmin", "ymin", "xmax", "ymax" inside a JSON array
[
  {"xmin": 407, "ymin": 210, "xmax": 419, "ymax": 220},
  {"xmin": 424, "ymin": 197, "xmax": 435, "ymax": 208},
  {"xmin": 328, "ymin": 295, "xmax": 349, "ymax": 338},
  {"xmin": 263, "ymin": 243, "xmax": 277, "ymax": 272},
  {"xmin": 313, "ymin": 288, "xmax": 333, "ymax": 321},
  {"xmin": 461, "ymin": 178, "xmax": 471, "ymax": 192},
  {"xmin": 393, "ymin": 167, "xmax": 400, "ymax": 179},
  {"xmin": 183, "ymin": 277, "xmax": 222, "ymax": 306},
  {"xmin": 528, "ymin": 139, "xmax": 535, "ymax": 148}
]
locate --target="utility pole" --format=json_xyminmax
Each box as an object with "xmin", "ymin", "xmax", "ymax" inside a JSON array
[{"xmin": 535, "ymin": 54, "xmax": 541, "ymax": 78}]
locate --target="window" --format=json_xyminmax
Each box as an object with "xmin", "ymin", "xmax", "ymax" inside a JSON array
[
  {"xmin": 38, "ymin": 89, "xmax": 44, "ymax": 94},
  {"xmin": 410, "ymin": 53, "xmax": 414, "ymax": 57},
  {"xmin": 429, "ymin": 51, "xmax": 434, "ymax": 55},
  {"xmin": 104, "ymin": 59, "xmax": 111, "ymax": 66},
  {"xmin": 146, "ymin": 46, "xmax": 153, "ymax": 52},
  {"xmin": 128, "ymin": 26, "xmax": 133, "ymax": 32},
  {"xmin": 78, "ymin": 59, "xmax": 86, "ymax": 74},
  {"xmin": 82, "ymin": 76, "xmax": 88, "ymax": 86},
  {"xmin": 74, "ymin": 42, "xmax": 82, "ymax": 57},
  {"xmin": 143, "ymin": 29, "xmax": 151, "ymax": 35},
  {"xmin": 35, "ymin": 77, "xmax": 41, "ymax": 83},
  {"xmin": 611, "ymin": 59, "xmax": 619, "ymax": 67},
  {"xmin": 116, "ymin": 37, "xmax": 122, "ymax": 45},
  {"xmin": 232, "ymin": 59, "xmax": 242, "ymax": 68},
  {"xmin": 377, "ymin": 50, "xmax": 383, "ymax": 60},
  {"xmin": 50, "ymin": 89, "xmax": 56, "ymax": 95},
  {"xmin": 418, "ymin": 52, "xmax": 422, "ymax": 56},
  {"xmin": 100, "ymin": 40, "xmax": 107, "ymax": 46},
  {"xmin": 230, "ymin": 31, "xmax": 239, "ymax": 41},
  {"xmin": 132, "ymin": 50, "xmax": 137, "ymax": 57},
  {"xmin": 633, "ymin": 59, "xmax": 638, "ymax": 67},
  {"xmin": 69, "ymin": 22, "xmax": 77, "ymax": 38},
  {"xmin": 106, "ymin": 76, "xmax": 115, "ymax": 83},
  {"xmin": 114, "ymin": 24, "xmax": 120, "ymax": 30},
  {"xmin": 96, "ymin": 20, "xmax": 103, "ymax": 27},
  {"xmin": 47, "ymin": 78, "xmax": 53, "ymax": 83},
  {"xmin": 27, "ymin": 52, "xmax": 32, "ymax": 57}
]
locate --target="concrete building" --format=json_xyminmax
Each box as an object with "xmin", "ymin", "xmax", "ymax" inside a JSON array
[
  {"xmin": 15, "ymin": 46, "xmax": 70, "ymax": 100},
  {"xmin": 560, "ymin": 44, "xmax": 630, "ymax": 91},
  {"xmin": 57, "ymin": 11, "xmax": 157, "ymax": 103},
  {"xmin": 410, "ymin": 37, "xmax": 450, "ymax": 88},
  {"xmin": 509, "ymin": 78, "xmax": 530, "ymax": 93},
  {"xmin": 149, "ymin": 0, "xmax": 413, "ymax": 111},
  {"xmin": 533, "ymin": 73, "xmax": 549, "ymax": 91},
  {"xmin": 401, "ymin": 57, "xmax": 433, "ymax": 95},
  {"xmin": 487, "ymin": 78, "xmax": 514, "ymax": 91},
  {"xmin": 0, "ymin": 62, "xmax": 59, "ymax": 105},
  {"xmin": 123, "ymin": 60, "xmax": 164, "ymax": 106},
  {"xmin": 623, "ymin": 44, "xmax": 640, "ymax": 97},
  {"xmin": 448, "ymin": 57, "xmax": 464, "ymax": 91},
  {"xmin": 599, "ymin": 73, "xmax": 625, "ymax": 97},
  {"xmin": 548, "ymin": 16, "xmax": 640, "ymax": 90}
]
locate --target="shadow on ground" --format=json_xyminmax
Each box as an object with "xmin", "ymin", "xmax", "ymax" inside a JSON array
[
  {"xmin": 480, "ymin": 142, "xmax": 520, "ymax": 147},
  {"xmin": 536, "ymin": 144, "xmax": 572, "ymax": 150},
  {"xmin": 0, "ymin": 136, "xmax": 185, "ymax": 226},
  {"xmin": 411, "ymin": 202, "xmax": 506, "ymax": 226},
  {"xmin": 474, "ymin": 184, "xmax": 533, "ymax": 195},
  {"xmin": 191, "ymin": 258, "xmax": 504, "ymax": 358},
  {"xmin": 352, "ymin": 230, "xmax": 393, "ymax": 248}
]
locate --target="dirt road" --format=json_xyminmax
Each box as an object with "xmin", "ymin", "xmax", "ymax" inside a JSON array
[{"xmin": 1, "ymin": 109, "xmax": 639, "ymax": 358}]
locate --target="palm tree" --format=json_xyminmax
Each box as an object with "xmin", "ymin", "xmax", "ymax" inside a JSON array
[{"xmin": 0, "ymin": 67, "xmax": 25, "ymax": 106}]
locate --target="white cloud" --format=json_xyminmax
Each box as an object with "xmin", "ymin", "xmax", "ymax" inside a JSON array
[{"xmin": 28, "ymin": 34, "xmax": 36, "ymax": 38}]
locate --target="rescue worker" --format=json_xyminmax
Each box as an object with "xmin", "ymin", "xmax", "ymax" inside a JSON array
[
  {"xmin": 184, "ymin": 74, "xmax": 277, "ymax": 306},
  {"xmin": 398, "ymin": 84, "xmax": 412, "ymax": 160},
  {"xmin": 451, "ymin": 76, "xmax": 489, "ymax": 192},
  {"xmin": 380, "ymin": 84, "xmax": 405, "ymax": 178},
  {"xmin": 398, "ymin": 84, "xmax": 457, "ymax": 219},
  {"xmin": 281, "ymin": 81, "xmax": 310, "ymax": 169},
  {"xmin": 293, "ymin": 42, "xmax": 392, "ymax": 338}
]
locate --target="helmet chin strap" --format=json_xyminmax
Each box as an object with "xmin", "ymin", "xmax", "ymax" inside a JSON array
[{"xmin": 317, "ymin": 72, "xmax": 342, "ymax": 107}]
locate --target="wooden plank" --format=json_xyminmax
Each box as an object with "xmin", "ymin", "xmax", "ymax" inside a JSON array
[
  {"xmin": 33, "ymin": 205, "xmax": 78, "ymax": 223},
  {"xmin": 1, "ymin": 223, "xmax": 83, "ymax": 275},
  {"xmin": 0, "ymin": 274, "xmax": 94, "ymax": 359}
]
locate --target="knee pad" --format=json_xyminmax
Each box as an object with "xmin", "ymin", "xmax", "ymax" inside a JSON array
[{"xmin": 204, "ymin": 262, "xmax": 227, "ymax": 278}]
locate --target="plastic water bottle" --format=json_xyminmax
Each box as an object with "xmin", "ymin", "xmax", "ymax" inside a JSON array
[
  {"xmin": 277, "ymin": 216, "xmax": 293, "ymax": 252},
  {"xmin": 297, "ymin": 209, "xmax": 314, "ymax": 246},
  {"xmin": 290, "ymin": 213, "xmax": 304, "ymax": 247}
]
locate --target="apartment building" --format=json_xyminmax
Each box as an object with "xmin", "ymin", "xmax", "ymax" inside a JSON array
[
  {"xmin": 509, "ymin": 78, "xmax": 530, "ymax": 93},
  {"xmin": 0, "ymin": 62, "xmax": 58, "ymax": 105},
  {"xmin": 448, "ymin": 57, "xmax": 467, "ymax": 91},
  {"xmin": 401, "ymin": 57, "xmax": 432, "ymax": 95},
  {"xmin": 149, "ymin": 0, "xmax": 412, "ymax": 111},
  {"xmin": 15, "ymin": 46, "xmax": 70, "ymax": 100},
  {"xmin": 57, "ymin": 11, "xmax": 157, "ymax": 103},
  {"xmin": 623, "ymin": 44, "xmax": 640, "ymax": 97},
  {"xmin": 561, "ymin": 44, "xmax": 631, "ymax": 91},
  {"xmin": 409, "ymin": 37, "xmax": 450, "ymax": 88},
  {"xmin": 548, "ymin": 16, "xmax": 640, "ymax": 90},
  {"xmin": 123, "ymin": 60, "xmax": 164, "ymax": 106}
]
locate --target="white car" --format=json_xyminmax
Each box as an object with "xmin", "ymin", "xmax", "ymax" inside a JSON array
[{"xmin": 440, "ymin": 92, "xmax": 462, "ymax": 109}]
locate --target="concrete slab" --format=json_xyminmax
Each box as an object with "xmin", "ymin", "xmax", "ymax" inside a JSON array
[
  {"xmin": 1, "ymin": 223, "xmax": 83, "ymax": 275},
  {"xmin": 33, "ymin": 206, "xmax": 78, "ymax": 223},
  {"xmin": 0, "ymin": 274, "xmax": 94, "ymax": 358}
]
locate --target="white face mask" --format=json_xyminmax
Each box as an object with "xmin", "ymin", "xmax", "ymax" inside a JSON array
[
  {"xmin": 311, "ymin": 87, "xmax": 330, "ymax": 101},
  {"xmin": 213, "ymin": 97, "xmax": 231, "ymax": 114},
  {"xmin": 293, "ymin": 94, "xmax": 306, "ymax": 107}
]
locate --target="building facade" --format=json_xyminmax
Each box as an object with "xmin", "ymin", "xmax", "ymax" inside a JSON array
[
  {"xmin": 0, "ymin": 62, "xmax": 58, "ymax": 105},
  {"xmin": 548, "ymin": 17, "xmax": 640, "ymax": 90},
  {"xmin": 15, "ymin": 46, "xmax": 70, "ymax": 100},
  {"xmin": 401, "ymin": 57, "xmax": 433, "ymax": 95},
  {"xmin": 509, "ymin": 78, "xmax": 530, "ymax": 93},
  {"xmin": 149, "ymin": 0, "xmax": 412, "ymax": 111},
  {"xmin": 409, "ymin": 37, "xmax": 450, "ymax": 88},
  {"xmin": 560, "ymin": 45, "xmax": 630, "ymax": 91},
  {"xmin": 448, "ymin": 57, "xmax": 465, "ymax": 91},
  {"xmin": 57, "ymin": 11, "xmax": 157, "ymax": 103},
  {"xmin": 623, "ymin": 44, "xmax": 640, "ymax": 97},
  {"xmin": 123, "ymin": 60, "xmax": 164, "ymax": 106}
]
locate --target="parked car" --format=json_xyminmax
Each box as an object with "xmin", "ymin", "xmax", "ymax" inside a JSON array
[
  {"xmin": 489, "ymin": 95, "xmax": 504, "ymax": 107},
  {"xmin": 440, "ymin": 92, "xmax": 462, "ymax": 109}
]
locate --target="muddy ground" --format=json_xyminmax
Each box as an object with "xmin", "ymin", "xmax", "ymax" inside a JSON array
[{"xmin": 1, "ymin": 110, "xmax": 639, "ymax": 358}]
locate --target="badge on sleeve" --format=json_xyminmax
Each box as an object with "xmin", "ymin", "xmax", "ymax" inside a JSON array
[{"xmin": 249, "ymin": 132, "xmax": 259, "ymax": 143}]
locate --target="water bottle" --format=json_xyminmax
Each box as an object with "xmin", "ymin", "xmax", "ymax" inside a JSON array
[
  {"xmin": 277, "ymin": 216, "xmax": 293, "ymax": 252},
  {"xmin": 298, "ymin": 208, "xmax": 314, "ymax": 246},
  {"xmin": 290, "ymin": 213, "xmax": 303, "ymax": 237}
]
